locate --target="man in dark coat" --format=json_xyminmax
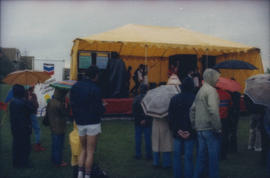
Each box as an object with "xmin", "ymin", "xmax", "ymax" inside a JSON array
[
  {"xmin": 9, "ymin": 84, "xmax": 35, "ymax": 168},
  {"xmin": 70, "ymin": 65, "xmax": 106, "ymax": 178},
  {"xmin": 228, "ymin": 91, "xmax": 241, "ymax": 153},
  {"xmin": 169, "ymin": 77, "xmax": 196, "ymax": 178},
  {"xmin": 132, "ymin": 84, "xmax": 152, "ymax": 160},
  {"xmin": 107, "ymin": 52, "xmax": 128, "ymax": 98}
]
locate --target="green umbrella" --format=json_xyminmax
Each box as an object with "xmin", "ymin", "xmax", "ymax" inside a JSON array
[{"xmin": 50, "ymin": 80, "xmax": 77, "ymax": 90}]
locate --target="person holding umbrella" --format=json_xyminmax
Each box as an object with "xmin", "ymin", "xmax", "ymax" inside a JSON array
[
  {"xmin": 151, "ymin": 75, "xmax": 181, "ymax": 168},
  {"xmin": 215, "ymin": 77, "xmax": 241, "ymax": 153},
  {"xmin": 5, "ymin": 85, "xmax": 46, "ymax": 152},
  {"xmin": 9, "ymin": 84, "xmax": 35, "ymax": 168},
  {"xmin": 244, "ymin": 73, "xmax": 270, "ymax": 168},
  {"xmin": 46, "ymin": 88, "xmax": 69, "ymax": 167}
]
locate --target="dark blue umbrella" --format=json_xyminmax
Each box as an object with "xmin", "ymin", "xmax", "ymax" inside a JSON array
[{"xmin": 214, "ymin": 60, "xmax": 257, "ymax": 70}]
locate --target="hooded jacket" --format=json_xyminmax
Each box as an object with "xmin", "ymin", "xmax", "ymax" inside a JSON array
[
  {"xmin": 190, "ymin": 69, "xmax": 221, "ymax": 132},
  {"xmin": 47, "ymin": 89, "xmax": 68, "ymax": 134},
  {"xmin": 169, "ymin": 77, "xmax": 196, "ymax": 139}
]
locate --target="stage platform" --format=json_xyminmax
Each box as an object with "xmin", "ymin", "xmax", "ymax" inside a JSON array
[{"xmin": 103, "ymin": 97, "xmax": 133, "ymax": 115}]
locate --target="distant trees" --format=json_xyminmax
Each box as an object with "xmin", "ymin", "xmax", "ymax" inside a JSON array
[
  {"xmin": 266, "ymin": 68, "xmax": 270, "ymax": 74},
  {"xmin": 0, "ymin": 48, "xmax": 15, "ymax": 82}
]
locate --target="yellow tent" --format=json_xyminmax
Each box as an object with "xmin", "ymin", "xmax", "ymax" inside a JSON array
[{"xmin": 70, "ymin": 24, "xmax": 264, "ymax": 91}]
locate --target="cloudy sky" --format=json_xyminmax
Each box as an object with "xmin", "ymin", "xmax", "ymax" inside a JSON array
[{"xmin": 1, "ymin": 0, "xmax": 269, "ymax": 70}]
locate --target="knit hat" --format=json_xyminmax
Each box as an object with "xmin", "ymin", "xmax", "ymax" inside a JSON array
[{"xmin": 167, "ymin": 74, "xmax": 181, "ymax": 85}]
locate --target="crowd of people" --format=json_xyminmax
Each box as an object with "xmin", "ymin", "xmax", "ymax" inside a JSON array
[
  {"xmin": 132, "ymin": 67, "xmax": 270, "ymax": 178},
  {"xmin": 6, "ymin": 64, "xmax": 270, "ymax": 178}
]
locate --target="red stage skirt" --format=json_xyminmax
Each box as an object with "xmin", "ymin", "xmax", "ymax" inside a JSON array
[{"xmin": 103, "ymin": 98, "xmax": 134, "ymax": 115}]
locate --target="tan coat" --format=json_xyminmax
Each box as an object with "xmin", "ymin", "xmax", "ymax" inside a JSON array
[{"xmin": 152, "ymin": 117, "xmax": 173, "ymax": 152}]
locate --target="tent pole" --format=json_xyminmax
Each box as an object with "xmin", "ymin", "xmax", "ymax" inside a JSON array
[
  {"xmin": 160, "ymin": 57, "xmax": 162, "ymax": 84},
  {"xmin": 144, "ymin": 45, "xmax": 148, "ymax": 83},
  {"xmin": 206, "ymin": 48, "xmax": 209, "ymax": 68},
  {"xmin": 144, "ymin": 45, "xmax": 148, "ymax": 66}
]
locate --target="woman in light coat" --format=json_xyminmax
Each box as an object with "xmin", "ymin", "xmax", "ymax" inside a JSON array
[{"xmin": 152, "ymin": 74, "xmax": 181, "ymax": 168}]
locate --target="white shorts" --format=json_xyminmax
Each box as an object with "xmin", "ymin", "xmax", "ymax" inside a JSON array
[{"xmin": 77, "ymin": 124, "xmax": 102, "ymax": 136}]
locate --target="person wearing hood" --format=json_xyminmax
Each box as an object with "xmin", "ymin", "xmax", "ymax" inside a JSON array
[
  {"xmin": 46, "ymin": 88, "xmax": 69, "ymax": 167},
  {"xmin": 190, "ymin": 68, "xmax": 221, "ymax": 178},
  {"xmin": 169, "ymin": 77, "xmax": 196, "ymax": 178},
  {"xmin": 132, "ymin": 84, "xmax": 152, "ymax": 160},
  {"xmin": 151, "ymin": 75, "xmax": 180, "ymax": 169},
  {"xmin": 9, "ymin": 84, "xmax": 35, "ymax": 168}
]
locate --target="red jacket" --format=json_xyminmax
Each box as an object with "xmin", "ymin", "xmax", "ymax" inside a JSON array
[
  {"xmin": 217, "ymin": 88, "xmax": 232, "ymax": 119},
  {"xmin": 0, "ymin": 102, "xmax": 7, "ymax": 111}
]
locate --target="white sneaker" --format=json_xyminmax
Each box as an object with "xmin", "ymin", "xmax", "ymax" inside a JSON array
[
  {"xmin": 254, "ymin": 147, "xmax": 262, "ymax": 152},
  {"xmin": 78, "ymin": 171, "xmax": 84, "ymax": 178}
]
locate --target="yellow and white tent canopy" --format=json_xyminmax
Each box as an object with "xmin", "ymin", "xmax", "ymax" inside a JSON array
[
  {"xmin": 73, "ymin": 24, "xmax": 257, "ymax": 57},
  {"xmin": 70, "ymin": 24, "xmax": 264, "ymax": 91}
]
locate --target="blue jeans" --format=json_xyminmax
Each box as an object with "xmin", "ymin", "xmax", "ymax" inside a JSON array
[
  {"xmin": 135, "ymin": 125, "xmax": 152, "ymax": 158},
  {"xmin": 264, "ymin": 119, "xmax": 270, "ymax": 176},
  {"xmin": 153, "ymin": 152, "xmax": 171, "ymax": 167},
  {"xmin": 194, "ymin": 130, "xmax": 220, "ymax": 178},
  {"xmin": 31, "ymin": 114, "xmax": 40, "ymax": 144},
  {"xmin": 173, "ymin": 138, "xmax": 195, "ymax": 178},
  {"xmin": 51, "ymin": 134, "xmax": 65, "ymax": 165},
  {"xmin": 267, "ymin": 149, "xmax": 270, "ymax": 177}
]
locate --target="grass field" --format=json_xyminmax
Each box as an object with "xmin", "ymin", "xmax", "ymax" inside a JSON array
[{"xmin": 0, "ymin": 84, "xmax": 268, "ymax": 178}]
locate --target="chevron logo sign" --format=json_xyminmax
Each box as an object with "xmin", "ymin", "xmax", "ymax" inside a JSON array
[{"xmin": 43, "ymin": 63, "xmax": 54, "ymax": 75}]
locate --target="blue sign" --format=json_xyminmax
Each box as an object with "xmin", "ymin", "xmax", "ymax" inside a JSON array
[
  {"xmin": 96, "ymin": 54, "xmax": 109, "ymax": 69},
  {"xmin": 79, "ymin": 55, "xmax": 92, "ymax": 69}
]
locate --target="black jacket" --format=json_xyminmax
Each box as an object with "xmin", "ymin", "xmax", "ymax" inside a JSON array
[
  {"xmin": 244, "ymin": 94, "xmax": 265, "ymax": 114},
  {"xmin": 132, "ymin": 93, "xmax": 152, "ymax": 127},
  {"xmin": 168, "ymin": 77, "xmax": 196, "ymax": 140},
  {"xmin": 10, "ymin": 98, "xmax": 35, "ymax": 136},
  {"xmin": 70, "ymin": 79, "xmax": 105, "ymax": 125}
]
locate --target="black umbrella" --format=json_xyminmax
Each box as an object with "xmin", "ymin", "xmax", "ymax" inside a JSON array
[{"xmin": 214, "ymin": 60, "xmax": 257, "ymax": 70}]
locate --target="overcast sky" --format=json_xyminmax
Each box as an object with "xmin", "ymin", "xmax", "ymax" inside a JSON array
[{"xmin": 1, "ymin": 0, "xmax": 269, "ymax": 70}]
